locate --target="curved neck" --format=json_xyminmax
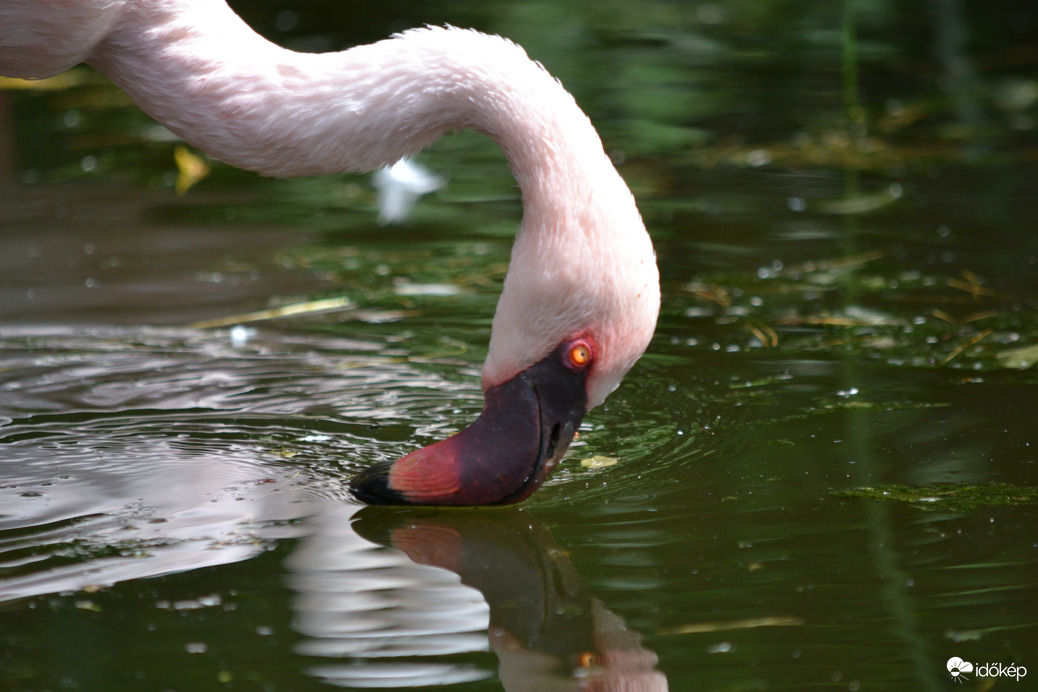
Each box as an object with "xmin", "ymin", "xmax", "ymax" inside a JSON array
[{"xmin": 90, "ymin": 2, "xmax": 607, "ymax": 189}]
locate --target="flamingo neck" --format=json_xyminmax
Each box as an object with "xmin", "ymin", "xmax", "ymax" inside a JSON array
[{"xmin": 89, "ymin": 2, "xmax": 597, "ymax": 184}]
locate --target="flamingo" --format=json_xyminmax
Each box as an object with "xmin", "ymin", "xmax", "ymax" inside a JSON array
[{"xmin": 0, "ymin": 0, "xmax": 660, "ymax": 505}]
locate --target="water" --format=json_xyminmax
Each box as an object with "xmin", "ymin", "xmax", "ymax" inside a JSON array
[{"xmin": 3, "ymin": 1, "xmax": 1038, "ymax": 690}]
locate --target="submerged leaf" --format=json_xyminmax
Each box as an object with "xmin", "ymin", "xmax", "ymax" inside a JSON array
[{"xmin": 580, "ymin": 455, "xmax": 619, "ymax": 469}]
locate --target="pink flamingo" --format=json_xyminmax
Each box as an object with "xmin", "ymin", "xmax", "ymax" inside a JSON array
[{"xmin": 0, "ymin": 0, "xmax": 660, "ymax": 505}]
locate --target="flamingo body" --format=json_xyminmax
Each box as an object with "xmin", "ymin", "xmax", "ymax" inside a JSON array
[{"xmin": 1, "ymin": 0, "xmax": 660, "ymax": 505}]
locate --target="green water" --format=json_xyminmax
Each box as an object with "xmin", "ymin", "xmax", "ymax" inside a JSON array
[{"xmin": 2, "ymin": 1, "xmax": 1037, "ymax": 690}]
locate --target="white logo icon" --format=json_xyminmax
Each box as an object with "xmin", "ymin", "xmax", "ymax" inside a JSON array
[{"xmin": 947, "ymin": 657, "xmax": 974, "ymax": 683}]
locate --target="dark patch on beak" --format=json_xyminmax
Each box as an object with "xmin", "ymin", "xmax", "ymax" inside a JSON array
[{"xmin": 351, "ymin": 343, "xmax": 588, "ymax": 506}]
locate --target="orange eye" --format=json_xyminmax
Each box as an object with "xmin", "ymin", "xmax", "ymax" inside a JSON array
[
  {"xmin": 577, "ymin": 651, "xmax": 598, "ymax": 668},
  {"xmin": 568, "ymin": 341, "xmax": 592, "ymax": 368},
  {"xmin": 577, "ymin": 651, "xmax": 602, "ymax": 668}
]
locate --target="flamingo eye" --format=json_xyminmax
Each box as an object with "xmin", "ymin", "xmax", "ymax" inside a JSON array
[
  {"xmin": 566, "ymin": 341, "xmax": 593, "ymax": 369},
  {"xmin": 576, "ymin": 651, "xmax": 598, "ymax": 668}
]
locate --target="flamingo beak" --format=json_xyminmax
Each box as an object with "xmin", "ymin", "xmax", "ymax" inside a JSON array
[{"xmin": 350, "ymin": 344, "xmax": 588, "ymax": 505}]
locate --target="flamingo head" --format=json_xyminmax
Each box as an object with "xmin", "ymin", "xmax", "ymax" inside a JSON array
[{"xmin": 351, "ymin": 177, "xmax": 660, "ymax": 506}]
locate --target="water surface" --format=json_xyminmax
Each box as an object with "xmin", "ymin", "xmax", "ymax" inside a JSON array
[{"xmin": 2, "ymin": 1, "xmax": 1037, "ymax": 690}]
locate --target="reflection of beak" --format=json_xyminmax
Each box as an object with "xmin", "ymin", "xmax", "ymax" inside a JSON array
[
  {"xmin": 351, "ymin": 346, "xmax": 588, "ymax": 505},
  {"xmin": 351, "ymin": 507, "xmax": 670, "ymax": 691}
]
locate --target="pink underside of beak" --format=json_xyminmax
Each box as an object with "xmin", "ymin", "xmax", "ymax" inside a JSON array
[{"xmin": 388, "ymin": 441, "xmax": 463, "ymax": 501}]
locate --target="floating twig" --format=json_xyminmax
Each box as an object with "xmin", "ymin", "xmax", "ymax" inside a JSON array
[{"xmin": 190, "ymin": 296, "xmax": 353, "ymax": 329}]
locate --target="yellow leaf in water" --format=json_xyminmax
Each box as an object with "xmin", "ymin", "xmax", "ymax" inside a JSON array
[
  {"xmin": 580, "ymin": 455, "xmax": 618, "ymax": 469},
  {"xmin": 174, "ymin": 145, "xmax": 211, "ymax": 195}
]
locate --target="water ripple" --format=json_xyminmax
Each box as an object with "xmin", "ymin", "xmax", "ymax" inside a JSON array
[{"xmin": 0, "ymin": 325, "xmax": 486, "ymax": 601}]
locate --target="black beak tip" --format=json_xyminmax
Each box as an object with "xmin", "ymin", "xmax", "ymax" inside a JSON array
[{"xmin": 350, "ymin": 461, "xmax": 409, "ymax": 505}]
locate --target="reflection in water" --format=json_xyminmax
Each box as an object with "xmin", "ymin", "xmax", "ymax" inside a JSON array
[
  {"xmin": 348, "ymin": 508, "xmax": 668, "ymax": 691},
  {"xmin": 286, "ymin": 504, "xmax": 494, "ymax": 688},
  {"xmin": 0, "ymin": 326, "xmax": 437, "ymax": 602},
  {"xmin": 0, "ymin": 446, "xmax": 314, "ymax": 602}
]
